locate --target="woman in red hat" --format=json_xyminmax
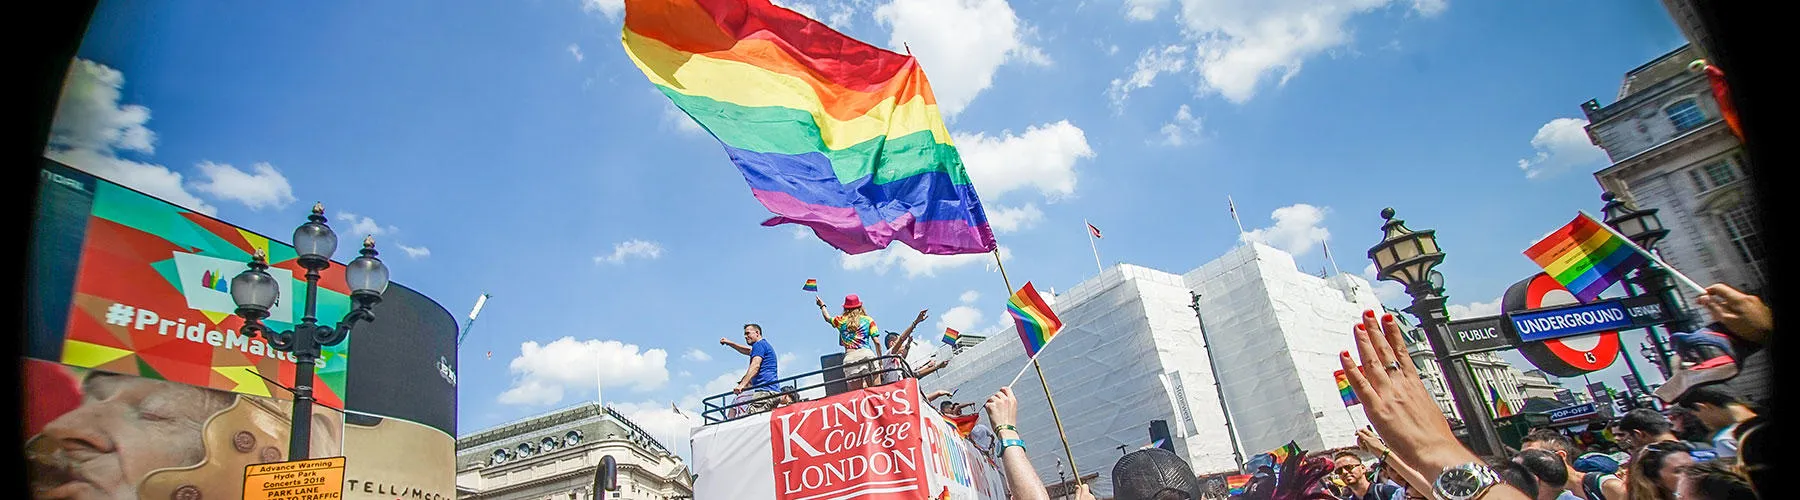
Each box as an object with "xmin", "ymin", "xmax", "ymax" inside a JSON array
[{"xmin": 818, "ymin": 293, "xmax": 879, "ymax": 390}]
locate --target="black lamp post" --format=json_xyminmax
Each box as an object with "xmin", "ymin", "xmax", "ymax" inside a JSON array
[
  {"xmin": 1366, "ymin": 208, "xmax": 1505, "ymax": 457},
  {"xmin": 231, "ymin": 202, "xmax": 389, "ymax": 461},
  {"xmin": 1600, "ymin": 192, "xmax": 1681, "ymax": 377}
]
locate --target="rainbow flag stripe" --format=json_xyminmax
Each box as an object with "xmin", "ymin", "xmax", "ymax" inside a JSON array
[
  {"xmin": 1227, "ymin": 474, "xmax": 1252, "ymax": 495},
  {"xmin": 941, "ymin": 327, "xmax": 960, "ymax": 346},
  {"xmin": 1007, "ymin": 282, "xmax": 1063, "ymax": 358},
  {"xmin": 802, "ymin": 278, "xmax": 818, "ymax": 292},
  {"xmin": 1269, "ymin": 441, "xmax": 1301, "ymax": 464},
  {"xmin": 1524, "ymin": 212, "xmax": 1648, "ymax": 302},
  {"xmin": 621, "ymin": 0, "xmax": 997, "ymax": 256},
  {"xmin": 1335, "ymin": 369, "xmax": 1359, "ymax": 407}
]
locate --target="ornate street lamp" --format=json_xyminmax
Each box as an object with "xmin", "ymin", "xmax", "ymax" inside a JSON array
[
  {"xmin": 231, "ymin": 202, "xmax": 388, "ymax": 461},
  {"xmin": 1601, "ymin": 192, "xmax": 1681, "ymax": 374},
  {"xmin": 1367, "ymin": 208, "xmax": 1505, "ymax": 457}
]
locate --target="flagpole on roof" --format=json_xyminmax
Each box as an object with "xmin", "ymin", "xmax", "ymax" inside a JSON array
[
  {"xmin": 1228, "ymin": 195, "xmax": 1247, "ymax": 243},
  {"xmin": 989, "ymin": 247, "xmax": 1084, "ymax": 489},
  {"xmin": 1085, "ymin": 219, "xmax": 1103, "ymax": 274}
]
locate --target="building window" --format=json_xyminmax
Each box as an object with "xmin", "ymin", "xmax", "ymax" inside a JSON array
[
  {"xmin": 1719, "ymin": 205, "xmax": 1764, "ymax": 267},
  {"xmin": 1688, "ymin": 169, "xmax": 1709, "ymax": 193},
  {"xmin": 1666, "ymin": 98, "xmax": 1707, "ymax": 132},
  {"xmin": 1704, "ymin": 161, "xmax": 1738, "ymax": 187}
]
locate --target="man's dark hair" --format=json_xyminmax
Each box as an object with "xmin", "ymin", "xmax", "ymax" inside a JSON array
[
  {"xmin": 1331, "ymin": 450, "xmax": 1361, "ymax": 463},
  {"xmin": 1515, "ymin": 449, "xmax": 1569, "ymax": 488},
  {"xmin": 744, "ymin": 323, "xmax": 762, "ymax": 334},
  {"xmin": 1677, "ymin": 383, "xmax": 1743, "ymax": 409},
  {"xmin": 1680, "ymin": 460, "xmax": 1754, "ymax": 500},
  {"xmin": 1522, "ymin": 428, "xmax": 1576, "ymax": 460},
  {"xmin": 1485, "ymin": 456, "xmax": 1537, "ymax": 496},
  {"xmin": 1614, "ymin": 409, "xmax": 1673, "ymax": 435}
]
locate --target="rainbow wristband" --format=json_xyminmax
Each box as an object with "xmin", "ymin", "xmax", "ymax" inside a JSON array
[{"xmin": 1000, "ymin": 438, "xmax": 1027, "ymax": 454}]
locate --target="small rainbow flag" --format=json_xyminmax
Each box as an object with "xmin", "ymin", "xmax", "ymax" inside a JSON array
[
  {"xmin": 802, "ymin": 278, "xmax": 819, "ymax": 292},
  {"xmin": 1139, "ymin": 438, "xmax": 1166, "ymax": 451},
  {"xmin": 1227, "ymin": 474, "xmax": 1252, "ymax": 495},
  {"xmin": 942, "ymin": 327, "xmax": 961, "ymax": 346},
  {"xmin": 1489, "ymin": 384, "xmax": 1513, "ymax": 417},
  {"xmin": 1007, "ymin": 282, "xmax": 1064, "ymax": 358},
  {"xmin": 1524, "ymin": 212, "xmax": 1648, "ymax": 303},
  {"xmin": 1335, "ymin": 369, "xmax": 1360, "ymax": 407},
  {"xmin": 1269, "ymin": 441, "xmax": 1301, "ymax": 464}
]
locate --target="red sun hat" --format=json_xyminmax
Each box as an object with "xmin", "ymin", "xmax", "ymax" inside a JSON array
[{"xmin": 843, "ymin": 294, "xmax": 863, "ymax": 310}]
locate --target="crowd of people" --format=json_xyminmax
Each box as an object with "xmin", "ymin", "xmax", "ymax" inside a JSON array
[{"xmin": 710, "ymin": 283, "xmax": 1774, "ymax": 500}]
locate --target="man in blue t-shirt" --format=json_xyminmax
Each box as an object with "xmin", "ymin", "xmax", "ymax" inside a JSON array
[{"xmin": 719, "ymin": 323, "xmax": 781, "ymax": 416}]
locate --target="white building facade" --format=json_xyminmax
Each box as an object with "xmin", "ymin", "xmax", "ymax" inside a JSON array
[
  {"xmin": 456, "ymin": 404, "xmax": 693, "ymax": 500},
  {"xmin": 921, "ymin": 243, "xmax": 1383, "ymax": 496},
  {"xmin": 1585, "ymin": 44, "xmax": 1763, "ymax": 298}
]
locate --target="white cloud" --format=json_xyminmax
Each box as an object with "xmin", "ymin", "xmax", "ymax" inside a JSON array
[
  {"xmin": 937, "ymin": 305, "xmax": 984, "ymax": 333},
  {"xmin": 1115, "ymin": 0, "xmax": 1445, "ymax": 105},
  {"xmin": 190, "ymin": 161, "xmax": 295, "ymax": 210},
  {"xmin": 841, "ymin": 244, "xmax": 1011, "ymax": 278},
  {"xmin": 567, "ymin": 43, "xmax": 584, "ymax": 62},
  {"xmin": 47, "ymin": 59, "xmax": 218, "ymax": 215},
  {"xmin": 987, "ymin": 203, "xmax": 1044, "ymax": 233},
  {"xmin": 660, "ymin": 99, "xmax": 706, "ymax": 136},
  {"xmin": 956, "ymin": 120, "xmax": 1094, "ymax": 200},
  {"xmin": 497, "ymin": 337, "xmax": 670, "ymax": 405},
  {"xmin": 683, "ymin": 349, "xmax": 713, "ymax": 362},
  {"xmin": 1447, "ymin": 297, "xmax": 1503, "ymax": 321},
  {"xmin": 772, "ymin": 0, "xmax": 857, "ymax": 26},
  {"xmin": 874, "ymin": 0, "xmax": 1048, "ymax": 116},
  {"xmin": 1106, "ymin": 44, "xmax": 1188, "ymax": 110},
  {"xmin": 396, "ymin": 244, "xmax": 431, "ymax": 259},
  {"xmin": 583, "ymin": 0, "xmax": 623, "ymax": 19},
  {"xmin": 608, "ymin": 401, "xmax": 700, "ymax": 461},
  {"xmin": 595, "ymin": 239, "xmax": 664, "ymax": 265},
  {"xmin": 1241, "ymin": 203, "xmax": 1331, "ymax": 256},
  {"xmin": 1517, "ymin": 118, "xmax": 1607, "ymax": 179},
  {"xmin": 334, "ymin": 211, "xmax": 397, "ymax": 239},
  {"xmin": 50, "ymin": 59, "xmax": 156, "ymax": 155},
  {"xmin": 1158, "ymin": 104, "xmax": 1202, "ymax": 146},
  {"xmin": 959, "ymin": 290, "xmax": 980, "ymax": 303},
  {"xmin": 1362, "ymin": 263, "xmax": 1409, "ymax": 306},
  {"xmin": 1125, "ymin": 0, "xmax": 1171, "ymax": 20},
  {"xmin": 791, "ymin": 226, "xmax": 813, "ymax": 240},
  {"xmin": 47, "ymin": 148, "xmax": 218, "ymax": 215}
]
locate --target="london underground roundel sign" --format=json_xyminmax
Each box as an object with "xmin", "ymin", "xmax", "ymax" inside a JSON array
[{"xmin": 1503, "ymin": 273, "xmax": 1622, "ymax": 377}]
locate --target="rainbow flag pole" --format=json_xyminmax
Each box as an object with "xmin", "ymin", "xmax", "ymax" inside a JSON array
[{"xmin": 989, "ymin": 250, "xmax": 1083, "ymax": 490}]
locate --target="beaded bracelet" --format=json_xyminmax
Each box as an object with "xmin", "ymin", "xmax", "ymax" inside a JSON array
[{"xmin": 1000, "ymin": 438, "xmax": 1027, "ymax": 454}]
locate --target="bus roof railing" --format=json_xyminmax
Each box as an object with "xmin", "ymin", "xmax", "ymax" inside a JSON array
[{"xmin": 700, "ymin": 354, "xmax": 916, "ymax": 424}]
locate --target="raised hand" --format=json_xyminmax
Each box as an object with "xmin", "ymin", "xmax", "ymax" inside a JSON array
[
  {"xmin": 914, "ymin": 309, "xmax": 930, "ymax": 325},
  {"xmin": 1697, "ymin": 283, "xmax": 1772, "ymax": 344},
  {"xmin": 985, "ymin": 387, "xmax": 1019, "ymax": 429},
  {"xmin": 1338, "ymin": 310, "xmax": 1482, "ymax": 480},
  {"xmin": 815, "ymin": 296, "xmax": 827, "ymax": 309},
  {"xmin": 719, "ymin": 337, "xmax": 730, "ymax": 345}
]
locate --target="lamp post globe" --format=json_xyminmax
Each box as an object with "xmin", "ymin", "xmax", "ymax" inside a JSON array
[
  {"xmin": 345, "ymin": 234, "xmax": 391, "ymax": 302},
  {"xmin": 230, "ymin": 249, "xmax": 281, "ymax": 322},
  {"xmin": 293, "ymin": 202, "xmax": 338, "ymax": 271}
]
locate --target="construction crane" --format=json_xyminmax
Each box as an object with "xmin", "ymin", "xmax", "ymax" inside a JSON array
[{"xmin": 457, "ymin": 293, "xmax": 491, "ymax": 346}]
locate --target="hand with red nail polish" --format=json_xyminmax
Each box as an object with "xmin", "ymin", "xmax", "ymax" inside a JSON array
[{"xmin": 1339, "ymin": 312, "xmax": 1515, "ymax": 497}]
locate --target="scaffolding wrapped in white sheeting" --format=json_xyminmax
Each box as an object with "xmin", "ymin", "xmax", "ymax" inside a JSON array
[
  {"xmin": 922, "ymin": 265, "xmax": 1238, "ymax": 498},
  {"xmin": 1182, "ymin": 243, "xmax": 1385, "ymax": 457}
]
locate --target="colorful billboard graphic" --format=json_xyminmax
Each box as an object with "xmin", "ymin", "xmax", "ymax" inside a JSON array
[
  {"xmin": 24, "ymin": 358, "xmax": 345, "ymax": 500},
  {"xmin": 38, "ymin": 160, "xmax": 353, "ymax": 408}
]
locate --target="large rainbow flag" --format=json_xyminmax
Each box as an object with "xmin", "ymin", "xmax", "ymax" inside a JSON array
[
  {"xmin": 1523, "ymin": 212, "xmax": 1647, "ymax": 303},
  {"xmin": 1007, "ymin": 282, "xmax": 1064, "ymax": 358},
  {"xmin": 621, "ymin": 0, "xmax": 998, "ymax": 256}
]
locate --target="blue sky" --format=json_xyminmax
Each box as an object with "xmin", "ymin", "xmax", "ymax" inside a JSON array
[{"xmin": 54, "ymin": 0, "xmax": 1689, "ymax": 457}]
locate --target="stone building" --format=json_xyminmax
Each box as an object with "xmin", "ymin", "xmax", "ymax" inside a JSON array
[
  {"xmin": 456, "ymin": 403, "xmax": 693, "ymax": 500},
  {"xmin": 1584, "ymin": 44, "xmax": 1762, "ymax": 297}
]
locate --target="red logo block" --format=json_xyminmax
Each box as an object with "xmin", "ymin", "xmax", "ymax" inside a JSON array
[{"xmin": 770, "ymin": 379, "xmax": 927, "ymax": 500}]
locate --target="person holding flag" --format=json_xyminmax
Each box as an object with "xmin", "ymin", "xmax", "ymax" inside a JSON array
[{"xmin": 818, "ymin": 294, "xmax": 881, "ymax": 390}]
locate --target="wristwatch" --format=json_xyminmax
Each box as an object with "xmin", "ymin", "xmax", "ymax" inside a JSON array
[{"xmin": 1433, "ymin": 462, "xmax": 1500, "ymax": 500}]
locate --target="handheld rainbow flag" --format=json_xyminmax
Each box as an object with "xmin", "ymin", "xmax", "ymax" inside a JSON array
[
  {"xmin": 1138, "ymin": 438, "xmax": 1166, "ymax": 451},
  {"xmin": 1488, "ymin": 384, "xmax": 1513, "ymax": 417},
  {"xmin": 1008, "ymin": 282, "xmax": 1064, "ymax": 358},
  {"xmin": 941, "ymin": 327, "xmax": 961, "ymax": 346},
  {"xmin": 1269, "ymin": 441, "xmax": 1301, "ymax": 464},
  {"xmin": 621, "ymin": 0, "xmax": 998, "ymax": 256},
  {"xmin": 802, "ymin": 278, "xmax": 819, "ymax": 292},
  {"xmin": 1523, "ymin": 212, "xmax": 1649, "ymax": 302},
  {"xmin": 1227, "ymin": 474, "xmax": 1252, "ymax": 495},
  {"xmin": 1335, "ymin": 369, "xmax": 1360, "ymax": 407}
]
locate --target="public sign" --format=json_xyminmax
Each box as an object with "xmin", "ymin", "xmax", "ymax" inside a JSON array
[
  {"xmin": 1547, "ymin": 403, "xmax": 1598, "ymax": 422},
  {"xmin": 244, "ymin": 456, "xmax": 346, "ymax": 500},
  {"xmin": 1503, "ymin": 273, "xmax": 1623, "ymax": 377},
  {"xmin": 1509, "ymin": 300, "xmax": 1634, "ymax": 342},
  {"xmin": 1443, "ymin": 316, "xmax": 1513, "ymax": 356}
]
